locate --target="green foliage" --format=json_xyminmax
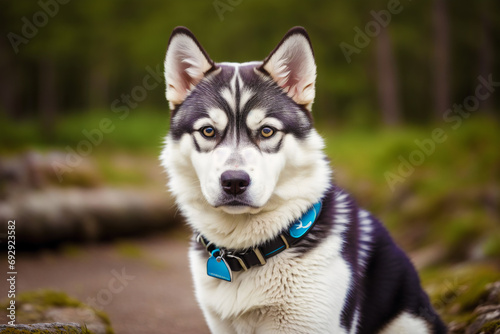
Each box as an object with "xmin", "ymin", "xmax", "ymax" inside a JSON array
[
  {"xmin": 1, "ymin": 1, "xmax": 499, "ymax": 123},
  {"xmin": 0, "ymin": 109, "xmax": 168, "ymax": 154},
  {"xmin": 95, "ymin": 154, "xmax": 151, "ymax": 186},
  {"xmin": 321, "ymin": 116, "xmax": 500, "ymax": 260},
  {"xmin": 482, "ymin": 232, "xmax": 500, "ymax": 258}
]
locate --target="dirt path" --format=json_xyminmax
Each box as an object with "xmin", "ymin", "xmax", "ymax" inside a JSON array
[{"xmin": 11, "ymin": 230, "xmax": 210, "ymax": 334}]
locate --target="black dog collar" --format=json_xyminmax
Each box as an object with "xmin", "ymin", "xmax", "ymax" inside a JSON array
[{"xmin": 197, "ymin": 201, "xmax": 322, "ymax": 282}]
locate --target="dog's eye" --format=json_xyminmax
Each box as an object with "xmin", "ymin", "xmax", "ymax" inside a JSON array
[
  {"xmin": 260, "ymin": 127, "xmax": 275, "ymax": 138},
  {"xmin": 201, "ymin": 126, "xmax": 216, "ymax": 138}
]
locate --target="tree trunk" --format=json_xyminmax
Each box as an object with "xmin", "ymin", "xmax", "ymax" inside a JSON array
[
  {"xmin": 375, "ymin": 27, "xmax": 401, "ymax": 126},
  {"xmin": 0, "ymin": 38, "xmax": 21, "ymax": 119},
  {"xmin": 88, "ymin": 60, "xmax": 109, "ymax": 110},
  {"xmin": 432, "ymin": 0, "xmax": 450, "ymax": 119},
  {"xmin": 38, "ymin": 58, "xmax": 57, "ymax": 138},
  {"xmin": 478, "ymin": 2, "xmax": 493, "ymax": 114}
]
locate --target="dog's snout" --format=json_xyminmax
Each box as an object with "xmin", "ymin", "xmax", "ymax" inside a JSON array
[{"xmin": 221, "ymin": 170, "xmax": 250, "ymax": 195}]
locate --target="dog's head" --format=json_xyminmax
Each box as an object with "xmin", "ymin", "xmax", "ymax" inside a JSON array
[{"xmin": 161, "ymin": 27, "xmax": 330, "ymax": 243}]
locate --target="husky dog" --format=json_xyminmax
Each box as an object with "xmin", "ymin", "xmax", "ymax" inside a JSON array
[{"xmin": 161, "ymin": 26, "xmax": 446, "ymax": 334}]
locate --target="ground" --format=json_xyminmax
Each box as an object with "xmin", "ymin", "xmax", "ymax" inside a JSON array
[{"xmin": 3, "ymin": 230, "xmax": 209, "ymax": 334}]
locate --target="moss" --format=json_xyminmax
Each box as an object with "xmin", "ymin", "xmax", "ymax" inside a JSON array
[
  {"xmin": 445, "ymin": 217, "xmax": 480, "ymax": 247},
  {"xmin": 421, "ymin": 263, "xmax": 500, "ymax": 324},
  {"xmin": 81, "ymin": 324, "xmax": 93, "ymax": 334},
  {"xmin": 16, "ymin": 290, "xmax": 83, "ymax": 309},
  {"xmin": 0, "ymin": 290, "xmax": 113, "ymax": 334},
  {"xmin": 95, "ymin": 155, "xmax": 148, "ymax": 186},
  {"xmin": 114, "ymin": 239, "xmax": 166, "ymax": 270},
  {"xmin": 480, "ymin": 320, "xmax": 500, "ymax": 334},
  {"xmin": 114, "ymin": 241, "xmax": 145, "ymax": 259},
  {"xmin": 483, "ymin": 232, "xmax": 500, "ymax": 258},
  {"xmin": 92, "ymin": 309, "xmax": 114, "ymax": 334},
  {"xmin": 66, "ymin": 324, "xmax": 89, "ymax": 334},
  {"xmin": 60, "ymin": 244, "xmax": 85, "ymax": 258},
  {"xmin": 0, "ymin": 325, "xmax": 84, "ymax": 333}
]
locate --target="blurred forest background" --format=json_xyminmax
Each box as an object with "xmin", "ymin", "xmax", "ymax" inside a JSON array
[
  {"xmin": 1, "ymin": 1, "xmax": 500, "ymax": 128},
  {"xmin": 0, "ymin": 0, "xmax": 499, "ymax": 333}
]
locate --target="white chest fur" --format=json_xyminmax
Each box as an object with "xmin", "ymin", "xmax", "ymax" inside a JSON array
[{"xmin": 190, "ymin": 232, "xmax": 352, "ymax": 334}]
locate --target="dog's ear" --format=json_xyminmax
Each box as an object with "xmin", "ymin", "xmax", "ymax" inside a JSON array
[
  {"xmin": 164, "ymin": 27, "xmax": 215, "ymax": 111},
  {"xmin": 260, "ymin": 27, "xmax": 316, "ymax": 111}
]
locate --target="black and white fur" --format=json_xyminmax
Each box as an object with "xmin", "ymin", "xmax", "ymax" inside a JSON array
[{"xmin": 161, "ymin": 26, "xmax": 446, "ymax": 334}]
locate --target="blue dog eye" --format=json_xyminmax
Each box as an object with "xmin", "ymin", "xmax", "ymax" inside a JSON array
[{"xmin": 201, "ymin": 127, "xmax": 215, "ymax": 138}]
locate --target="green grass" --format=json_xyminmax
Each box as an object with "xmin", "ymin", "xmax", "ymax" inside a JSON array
[
  {"xmin": 0, "ymin": 108, "xmax": 169, "ymax": 154},
  {"xmin": 319, "ymin": 116, "xmax": 500, "ymax": 258}
]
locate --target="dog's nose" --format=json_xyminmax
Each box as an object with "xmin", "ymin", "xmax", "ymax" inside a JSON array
[{"xmin": 220, "ymin": 170, "xmax": 250, "ymax": 195}]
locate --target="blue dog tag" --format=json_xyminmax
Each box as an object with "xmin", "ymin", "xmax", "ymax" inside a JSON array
[
  {"xmin": 289, "ymin": 202, "xmax": 322, "ymax": 239},
  {"xmin": 207, "ymin": 249, "xmax": 232, "ymax": 282}
]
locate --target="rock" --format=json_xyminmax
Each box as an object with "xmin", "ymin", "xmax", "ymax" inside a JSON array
[
  {"xmin": 0, "ymin": 290, "xmax": 113, "ymax": 334},
  {"xmin": 464, "ymin": 282, "xmax": 500, "ymax": 334},
  {"xmin": 0, "ymin": 151, "xmax": 101, "ymax": 196},
  {"xmin": 43, "ymin": 307, "xmax": 108, "ymax": 334},
  {"xmin": 0, "ymin": 322, "xmax": 83, "ymax": 333},
  {"xmin": 0, "ymin": 187, "xmax": 180, "ymax": 249},
  {"xmin": 483, "ymin": 282, "xmax": 500, "ymax": 305},
  {"xmin": 466, "ymin": 305, "xmax": 500, "ymax": 334},
  {"xmin": 448, "ymin": 280, "xmax": 500, "ymax": 334},
  {"xmin": 0, "ymin": 151, "xmax": 181, "ymax": 249}
]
